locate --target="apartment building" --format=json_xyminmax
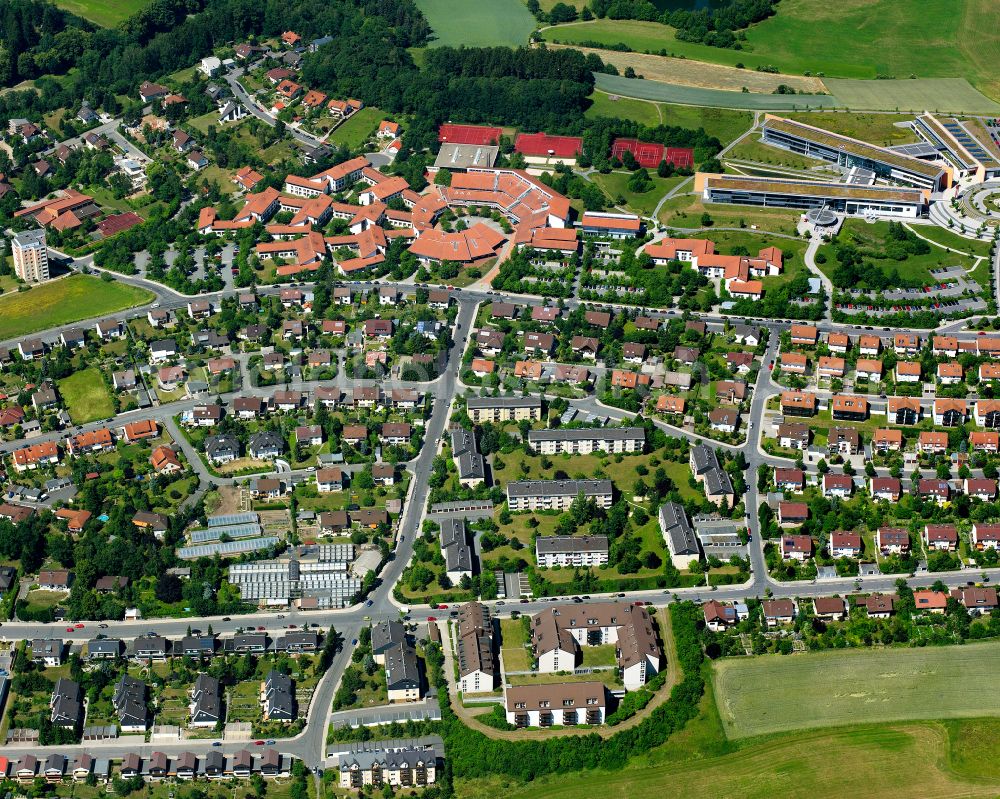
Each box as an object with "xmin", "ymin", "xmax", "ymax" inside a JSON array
[
  {"xmin": 466, "ymin": 396, "xmax": 541, "ymax": 423},
  {"xmin": 507, "ymin": 479, "xmax": 613, "ymax": 512},
  {"xmin": 531, "ymin": 602, "xmax": 661, "ymax": 690},
  {"xmin": 535, "ymin": 535, "xmax": 609, "ymax": 568},
  {"xmin": 526, "ymin": 427, "xmax": 644, "ymax": 455}
]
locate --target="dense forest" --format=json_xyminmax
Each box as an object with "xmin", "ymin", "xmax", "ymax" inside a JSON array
[
  {"xmin": 303, "ymin": 42, "xmax": 600, "ymax": 136},
  {"xmin": 0, "ymin": 0, "xmax": 430, "ymax": 120},
  {"xmin": 0, "ymin": 0, "xmax": 726, "ymax": 173}
]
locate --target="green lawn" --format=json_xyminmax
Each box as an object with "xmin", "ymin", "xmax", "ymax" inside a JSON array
[
  {"xmin": 587, "ymin": 92, "xmax": 757, "ymax": 143},
  {"xmin": 586, "ymin": 91, "xmax": 661, "ymax": 127},
  {"xmin": 908, "ymin": 224, "xmax": 993, "ymax": 258},
  {"xmin": 52, "ymin": 0, "xmax": 146, "ymax": 26},
  {"xmin": 660, "ymin": 104, "xmax": 754, "ymax": 145},
  {"xmin": 417, "ymin": 0, "xmax": 536, "ymax": 47},
  {"xmin": 326, "ymin": 107, "xmax": 384, "ymax": 149},
  {"xmin": 579, "ymin": 643, "xmax": 617, "ymax": 667},
  {"xmin": 590, "ymin": 172, "xmax": 686, "ymax": 216},
  {"xmin": 725, "ymin": 137, "xmax": 828, "ymax": 170},
  {"xmin": 58, "ymin": 368, "xmax": 115, "ymax": 424},
  {"xmin": 783, "ymin": 111, "xmax": 919, "ymax": 147},
  {"xmin": 0, "ymin": 275, "xmax": 152, "ymax": 340},
  {"xmin": 658, "ymin": 190, "xmax": 803, "ymax": 236},
  {"xmin": 498, "ymin": 617, "xmax": 531, "ymax": 671},
  {"xmin": 713, "ymin": 641, "xmax": 1000, "ymax": 739},
  {"xmin": 481, "ymin": 718, "xmax": 1000, "ymax": 799},
  {"xmin": 817, "ymin": 219, "xmax": 979, "ymax": 287}
]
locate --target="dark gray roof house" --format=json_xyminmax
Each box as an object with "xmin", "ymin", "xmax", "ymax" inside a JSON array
[{"xmin": 262, "ymin": 671, "xmax": 295, "ymax": 721}]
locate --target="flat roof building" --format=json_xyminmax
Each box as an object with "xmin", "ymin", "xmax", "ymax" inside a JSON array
[
  {"xmin": 432, "ymin": 143, "xmax": 499, "ymax": 171},
  {"xmin": 696, "ymin": 173, "xmax": 928, "ymax": 219},
  {"xmin": 761, "ymin": 115, "xmax": 950, "ymax": 191},
  {"xmin": 913, "ymin": 113, "xmax": 1000, "ymax": 183}
]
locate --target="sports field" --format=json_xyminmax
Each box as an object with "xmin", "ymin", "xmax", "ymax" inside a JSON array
[
  {"xmin": 416, "ymin": 0, "xmax": 536, "ymax": 47},
  {"xmin": 0, "ymin": 274, "xmax": 152, "ymax": 341},
  {"xmin": 58, "ymin": 368, "xmax": 115, "ymax": 424},
  {"xmin": 713, "ymin": 642, "xmax": 1000, "ymax": 739},
  {"xmin": 53, "ymin": 0, "xmax": 147, "ymax": 27}
]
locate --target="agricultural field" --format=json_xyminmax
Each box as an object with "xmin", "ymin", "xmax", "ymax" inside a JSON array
[
  {"xmin": 543, "ymin": 0, "xmax": 1000, "ymax": 105},
  {"xmin": 0, "ymin": 275, "xmax": 152, "ymax": 340},
  {"xmin": 53, "ymin": 0, "xmax": 146, "ymax": 27},
  {"xmin": 713, "ymin": 642, "xmax": 1000, "ymax": 738},
  {"xmin": 825, "ymin": 78, "xmax": 1000, "ymax": 115},
  {"xmin": 594, "ymin": 74, "xmax": 837, "ymax": 111},
  {"xmin": 416, "ymin": 0, "xmax": 536, "ymax": 47},
  {"xmin": 58, "ymin": 368, "xmax": 115, "ymax": 424},
  {"xmin": 550, "ymin": 44, "xmax": 823, "ymax": 95}
]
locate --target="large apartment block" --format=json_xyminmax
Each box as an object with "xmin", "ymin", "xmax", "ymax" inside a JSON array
[
  {"xmin": 455, "ymin": 602, "xmax": 496, "ymax": 694},
  {"xmin": 526, "ymin": 427, "xmax": 644, "ymax": 455},
  {"xmin": 535, "ymin": 535, "xmax": 609, "ymax": 568},
  {"xmin": 11, "ymin": 229, "xmax": 50, "ymax": 283},
  {"xmin": 466, "ymin": 396, "xmax": 541, "ymax": 423},
  {"xmin": 531, "ymin": 602, "xmax": 661, "ymax": 690},
  {"xmin": 504, "ymin": 681, "xmax": 607, "ymax": 727},
  {"xmin": 338, "ymin": 748, "xmax": 437, "ymax": 789},
  {"xmin": 507, "ymin": 479, "xmax": 613, "ymax": 512}
]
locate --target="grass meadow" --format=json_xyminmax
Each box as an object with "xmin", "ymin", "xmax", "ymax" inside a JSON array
[
  {"xmin": 713, "ymin": 642, "xmax": 1000, "ymax": 738},
  {"xmin": 58, "ymin": 368, "xmax": 116, "ymax": 423},
  {"xmin": 53, "ymin": 0, "xmax": 147, "ymax": 26},
  {"xmin": 416, "ymin": 0, "xmax": 536, "ymax": 47},
  {"xmin": 0, "ymin": 274, "xmax": 152, "ymax": 340}
]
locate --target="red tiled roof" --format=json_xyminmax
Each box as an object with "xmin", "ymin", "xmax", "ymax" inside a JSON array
[{"xmin": 98, "ymin": 212, "xmax": 143, "ymax": 237}]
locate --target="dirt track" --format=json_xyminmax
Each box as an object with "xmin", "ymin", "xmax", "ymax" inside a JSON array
[{"xmin": 547, "ymin": 44, "xmax": 827, "ymax": 95}]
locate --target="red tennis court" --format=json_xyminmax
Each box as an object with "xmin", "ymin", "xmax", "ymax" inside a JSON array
[{"xmin": 438, "ymin": 124, "xmax": 502, "ymax": 145}]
